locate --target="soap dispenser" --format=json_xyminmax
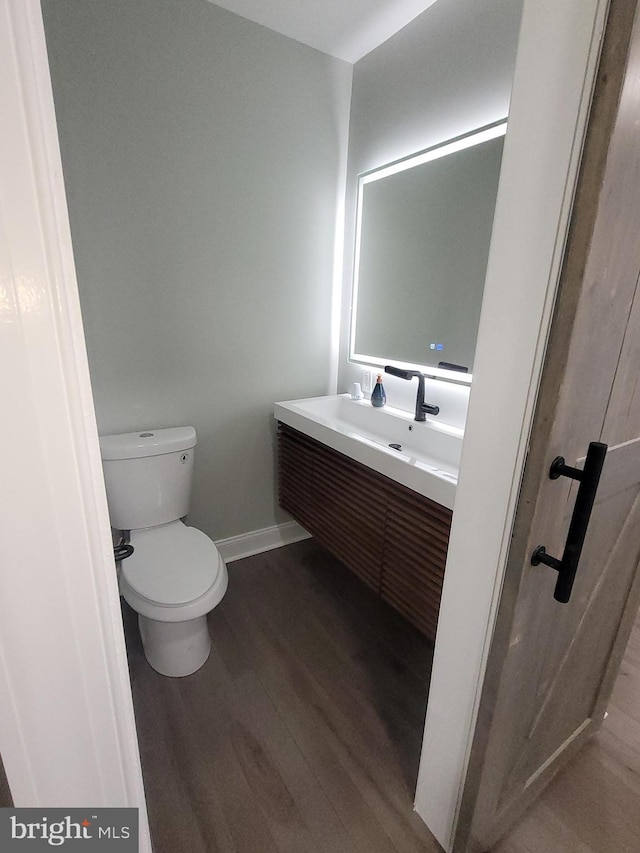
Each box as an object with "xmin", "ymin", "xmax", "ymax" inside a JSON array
[{"xmin": 371, "ymin": 374, "xmax": 387, "ymax": 408}]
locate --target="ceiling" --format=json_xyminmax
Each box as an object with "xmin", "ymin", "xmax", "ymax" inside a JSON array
[{"xmin": 206, "ymin": 0, "xmax": 440, "ymax": 64}]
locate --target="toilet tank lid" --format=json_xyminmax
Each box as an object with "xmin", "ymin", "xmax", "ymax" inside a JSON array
[{"xmin": 99, "ymin": 426, "xmax": 197, "ymax": 460}]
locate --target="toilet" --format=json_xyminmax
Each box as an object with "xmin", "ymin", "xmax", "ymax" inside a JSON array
[{"xmin": 99, "ymin": 426, "xmax": 228, "ymax": 677}]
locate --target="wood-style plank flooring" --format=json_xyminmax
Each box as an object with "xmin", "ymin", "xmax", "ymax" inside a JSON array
[
  {"xmin": 125, "ymin": 538, "xmax": 640, "ymax": 853},
  {"xmin": 124, "ymin": 538, "xmax": 441, "ymax": 853},
  {"xmin": 0, "ymin": 753, "xmax": 12, "ymax": 807}
]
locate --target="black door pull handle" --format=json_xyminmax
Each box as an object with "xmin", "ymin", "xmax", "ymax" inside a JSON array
[{"xmin": 531, "ymin": 441, "xmax": 607, "ymax": 604}]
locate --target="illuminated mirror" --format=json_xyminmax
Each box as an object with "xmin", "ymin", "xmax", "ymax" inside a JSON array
[{"xmin": 350, "ymin": 121, "xmax": 506, "ymax": 381}]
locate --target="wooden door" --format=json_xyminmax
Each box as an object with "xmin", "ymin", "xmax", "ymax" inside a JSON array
[{"xmin": 455, "ymin": 1, "xmax": 640, "ymax": 849}]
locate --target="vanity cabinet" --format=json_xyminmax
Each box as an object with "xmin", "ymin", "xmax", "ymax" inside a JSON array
[{"xmin": 277, "ymin": 423, "xmax": 452, "ymax": 640}]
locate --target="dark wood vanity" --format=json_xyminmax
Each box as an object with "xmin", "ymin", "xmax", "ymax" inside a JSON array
[{"xmin": 277, "ymin": 423, "xmax": 452, "ymax": 640}]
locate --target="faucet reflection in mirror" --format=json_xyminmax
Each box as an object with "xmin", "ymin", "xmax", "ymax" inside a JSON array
[{"xmin": 350, "ymin": 121, "xmax": 507, "ymax": 383}]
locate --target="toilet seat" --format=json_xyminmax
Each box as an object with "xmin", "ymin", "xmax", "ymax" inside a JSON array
[
  {"xmin": 120, "ymin": 520, "xmax": 228, "ymax": 623},
  {"xmin": 125, "ymin": 520, "xmax": 220, "ymax": 606}
]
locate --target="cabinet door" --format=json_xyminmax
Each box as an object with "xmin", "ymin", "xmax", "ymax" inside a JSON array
[
  {"xmin": 382, "ymin": 485, "xmax": 452, "ymax": 640},
  {"xmin": 278, "ymin": 425, "xmax": 386, "ymax": 590},
  {"xmin": 278, "ymin": 424, "xmax": 453, "ymax": 638}
]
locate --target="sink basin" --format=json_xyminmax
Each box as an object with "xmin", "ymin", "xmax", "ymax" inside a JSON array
[{"xmin": 274, "ymin": 394, "xmax": 462, "ymax": 509}]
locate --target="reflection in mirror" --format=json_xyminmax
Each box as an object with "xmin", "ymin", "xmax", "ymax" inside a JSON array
[{"xmin": 350, "ymin": 121, "xmax": 506, "ymax": 381}]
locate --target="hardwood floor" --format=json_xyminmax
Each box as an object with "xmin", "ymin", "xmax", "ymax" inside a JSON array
[
  {"xmin": 496, "ymin": 609, "xmax": 640, "ymax": 853},
  {"xmin": 124, "ymin": 538, "xmax": 441, "ymax": 853},
  {"xmin": 0, "ymin": 753, "xmax": 12, "ymax": 807},
  {"xmin": 125, "ymin": 539, "xmax": 640, "ymax": 852}
]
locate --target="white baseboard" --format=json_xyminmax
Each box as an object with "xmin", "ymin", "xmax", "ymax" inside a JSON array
[{"xmin": 215, "ymin": 520, "xmax": 311, "ymax": 563}]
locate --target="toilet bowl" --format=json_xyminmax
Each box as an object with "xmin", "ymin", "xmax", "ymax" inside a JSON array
[
  {"xmin": 99, "ymin": 426, "xmax": 228, "ymax": 677},
  {"xmin": 120, "ymin": 520, "xmax": 228, "ymax": 676}
]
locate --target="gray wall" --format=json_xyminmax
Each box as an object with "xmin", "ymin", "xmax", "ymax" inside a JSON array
[
  {"xmin": 42, "ymin": 0, "xmax": 352, "ymax": 540},
  {"xmin": 339, "ymin": 0, "xmax": 524, "ymax": 426}
]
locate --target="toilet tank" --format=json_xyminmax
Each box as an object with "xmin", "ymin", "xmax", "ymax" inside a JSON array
[{"xmin": 99, "ymin": 427, "xmax": 197, "ymax": 530}]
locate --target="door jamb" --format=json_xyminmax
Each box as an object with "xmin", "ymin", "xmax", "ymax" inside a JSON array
[
  {"xmin": 0, "ymin": 2, "xmax": 151, "ymax": 848},
  {"xmin": 414, "ymin": 1, "xmax": 611, "ymax": 849}
]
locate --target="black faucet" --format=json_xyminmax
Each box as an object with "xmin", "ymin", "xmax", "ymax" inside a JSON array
[{"xmin": 384, "ymin": 366, "xmax": 440, "ymax": 422}]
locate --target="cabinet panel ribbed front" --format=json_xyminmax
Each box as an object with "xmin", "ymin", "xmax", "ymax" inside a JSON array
[
  {"xmin": 277, "ymin": 423, "xmax": 452, "ymax": 639},
  {"xmin": 278, "ymin": 424, "xmax": 385, "ymax": 590}
]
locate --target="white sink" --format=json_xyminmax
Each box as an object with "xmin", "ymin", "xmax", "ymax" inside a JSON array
[{"xmin": 274, "ymin": 394, "xmax": 462, "ymax": 509}]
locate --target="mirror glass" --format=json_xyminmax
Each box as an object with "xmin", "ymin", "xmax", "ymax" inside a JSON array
[{"xmin": 350, "ymin": 122, "xmax": 506, "ymax": 379}]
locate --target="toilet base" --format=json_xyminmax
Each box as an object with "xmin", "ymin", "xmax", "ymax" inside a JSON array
[{"xmin": 138, "ymin": 613, "xmax": 211, "ymax": 677}]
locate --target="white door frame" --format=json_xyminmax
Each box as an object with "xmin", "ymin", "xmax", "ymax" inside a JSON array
[
  {"xmin": 0, "ymin": 2, "xmax": 151, "ymax": 849},
  {"xmin": 415, "ymin": 0, "xmax": 610, "ymax": 849},
  {"xmin": 0, "ymin": 1, "xmax": 609, "ymax": 851}
]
